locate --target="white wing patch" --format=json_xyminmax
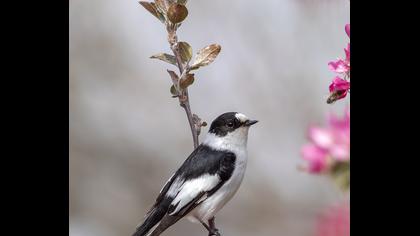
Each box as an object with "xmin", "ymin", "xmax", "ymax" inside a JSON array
[
  {"xmin": 169, "ymin": 174, "xmax": 220, "ymax": 215},
  {"xmin": 166, "ymin": 176, "xmax": 184, "ymax": 197}
]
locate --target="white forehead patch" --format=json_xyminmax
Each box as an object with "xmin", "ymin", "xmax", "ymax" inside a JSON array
[{"xmin": 235, "ymin": 113, "xmax": 248, "ymax": 122}]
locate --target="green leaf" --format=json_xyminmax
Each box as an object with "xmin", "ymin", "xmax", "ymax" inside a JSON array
[
  {"xmin": 331, "ymin": 161, "xmax": 349, "ymax": 174},
  {"xmin": 331, "ymin": 161, "xmax": 350, "ymax": 192},
  {"xmin": 139, "ymin": 1, "xmax": 165, "ymax": 23},
  {"xmin": 190, "ymin": 44, "xmax": 221, "ymax": 70},
  {"xmin": 150, "ymin": 53, "xmax": 177, "ymax": 65},
  {"xmin": 170, "ymin": 84, "xmax": 178, "ymax": 95},
  {"xmin": 167, "ymin": 3, "xmax": 188, "ymax": 24},
  {"xmin": 177, "ymin": 41, "xmax": 192, "ymax": 64},
  {"xmin": 177, "ymin": 0, "xmax": 187, "ymax": 4},
  {"xmin": 180, "ymin": 73, "xmax": 194, "ymax": 89}
]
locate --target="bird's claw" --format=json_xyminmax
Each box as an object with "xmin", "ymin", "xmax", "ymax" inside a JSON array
[{"xmin": 209, "ymin": 229, "xmax": 221, "ymax": 236}]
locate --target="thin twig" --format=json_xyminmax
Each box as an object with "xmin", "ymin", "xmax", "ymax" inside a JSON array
[
  {"xmin": 167, "ymin": 24, "xmax": 199, "ymax": 149},
  {"xmin": 180, "ymin": 91, "xmax": 199, "ymax": 148}
]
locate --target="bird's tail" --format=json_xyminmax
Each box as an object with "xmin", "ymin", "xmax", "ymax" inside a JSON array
[{"xmin": 132, "ymin": 205, "xmax": 167, "ymax": 236}]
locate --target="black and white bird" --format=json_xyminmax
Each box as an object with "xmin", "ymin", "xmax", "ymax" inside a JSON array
[{"xmin": 132, "ymin": 112, "xmax": 258, "ymax": 236}]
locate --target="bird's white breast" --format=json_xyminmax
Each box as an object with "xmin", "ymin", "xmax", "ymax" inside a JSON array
[
  {"xmin": 189, "ymin": 128, "xmax": 249, "ymax": 222},
  {"xmin": 189, "ymin": 150, "xmax": 247, "ymax": 222}
]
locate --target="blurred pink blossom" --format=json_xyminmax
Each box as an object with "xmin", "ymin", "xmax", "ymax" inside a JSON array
[
  {"xmin": 301, "ymin": 144, "xmax": 329, "ymax": 173},
  {"xmin": 301, "ymin": 109, "xmax": 350, "ymax": 173},
  {"xmin": 316, "ymin": 202, "xmax": 350, "ymax": 236},
  {"xmin": 327, "ymin": 110, "xmax": 350, "ymax": 161}
]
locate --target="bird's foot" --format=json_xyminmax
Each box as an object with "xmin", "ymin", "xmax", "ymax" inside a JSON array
[
  {"xmin": 207, "ymin": 217, "xmax": 221, "ymax": 236},
  {"xmin": 208, "ymin": 229, "xmax": 221, "ymax": 236}
]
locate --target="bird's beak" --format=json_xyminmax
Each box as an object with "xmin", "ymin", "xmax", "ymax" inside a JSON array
[{"xmin": 244, "ymin": 119, "xmax": 258, "ymax": 126}]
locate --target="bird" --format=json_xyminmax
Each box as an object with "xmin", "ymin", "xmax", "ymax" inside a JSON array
[{"xmin": 132, "ymin": 112, "xmax": 258, "ymax": 236}]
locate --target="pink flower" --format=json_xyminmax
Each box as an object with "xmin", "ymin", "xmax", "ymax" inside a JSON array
[
  {"xmin": 327, "ymin": 110, "xmax": 350, "ymax": 161},
  {"xmin": 309, "ymin": 127, "xmax": 334, "ymax": 149},
  {"xmin": 345, "ymin": 24, "xmax": 350, "ymax": 37},
  {"xmin": 300, "ymin": 108, "xmax": 350, "ymax": 173},
  {"xmin": 329, "ymin": 35, "xmax": 350, "ymax": 75},
  {"xmin": 344, "ymin": 24, "xmax": 350, "ymax": 63},
  {"xmin": 344, "ymin": 43, "xmax": 350, "ymax": 63},
  {"xmin": 327, "ymin": 77, "xmax": 350, "ymax": 104},
  {"xmin": 316, "ymin": 202, "xmax": 350, "ymax": 236},
  {"xmin": 301, "ymin": 144, "xmax": 329, "ymax": 173},
  {"xmin": 328, "ymin": 59, "xmax": 350, "ymax": 74},
  {"xmin": 328, "ymin": 45, "xmax": 350, "ymax": 75},
  {"xmin": 329, "ymin": 77, "xmax": 350, "ymax": 96},
  {"xmin": 328, "ymin": 108, "xmax": 350, "ymax": 131}
]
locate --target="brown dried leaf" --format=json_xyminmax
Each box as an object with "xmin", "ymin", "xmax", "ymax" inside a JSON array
[
  {"xmin": 190, "ymin": 44, "xmax": 221, "ymax": 70},
  {"xmin": 139, "ymin": 1, "xmax": 165, "ymax": 23},
  {"xmin": 166, "ymin": 70, "xmax": 179, "ymax": 84},
  {"xmin": 150, "ymin": 53, "xmax": 177, "ymax": 65},
  {"xmin": 167, "ymin": 3, "xmax": 188, "ymax": 24},
  {"xmin": 154, "ymin": 0, "xmax": 171, "ymax": 15},
  {"xmin": 177, "ymin": 41, "xmax": 192, "ymax": 64},
  {"xmin": 180, "ymin": 73, "xmax": 194, "ymax": 89}
]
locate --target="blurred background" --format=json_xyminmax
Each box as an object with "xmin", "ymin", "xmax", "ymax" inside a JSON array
[{"xmin": 69, "ymin": 0, "xmax": 349, "ymax": 235}]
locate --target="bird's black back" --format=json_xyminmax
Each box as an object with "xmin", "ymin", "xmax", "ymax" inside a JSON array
[{"xmin": 175, "ymin": 144, "xmax": 236, "ymax": 182}]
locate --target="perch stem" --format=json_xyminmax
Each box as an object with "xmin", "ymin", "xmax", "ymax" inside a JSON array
[{"xmin": 167, "ymin": 24, "xmax": 200, "ymax": 149}]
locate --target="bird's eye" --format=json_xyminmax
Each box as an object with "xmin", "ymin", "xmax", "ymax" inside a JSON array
[{"xmin": 227, "ymin": 122, "xmax": 234, "ymax": 128}]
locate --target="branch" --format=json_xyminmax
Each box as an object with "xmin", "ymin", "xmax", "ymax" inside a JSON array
[
  {"xmin": 167, "ymin": 25, "xmax": 200, "ymax": 149},
  {"xmin": 139, "ymin": 1, "xmax": 221, "ymax": 150}
]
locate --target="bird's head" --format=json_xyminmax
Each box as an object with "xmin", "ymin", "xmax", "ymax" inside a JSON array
[
  {"xmin": 209, "ymin": 112, "xmax": 258, "ymax": 136},
  {"xmin": 203, "ymin": 112, "xmax": 258, "ymax": 150}
]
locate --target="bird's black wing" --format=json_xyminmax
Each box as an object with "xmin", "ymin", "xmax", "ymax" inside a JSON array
[
  {"xmin": 167, "ymin": 144, "xmax": 236, "ymax": 215},
  {"xmin": 133, "ymin": 144, "xmax": 236, "ymax": 236}
]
